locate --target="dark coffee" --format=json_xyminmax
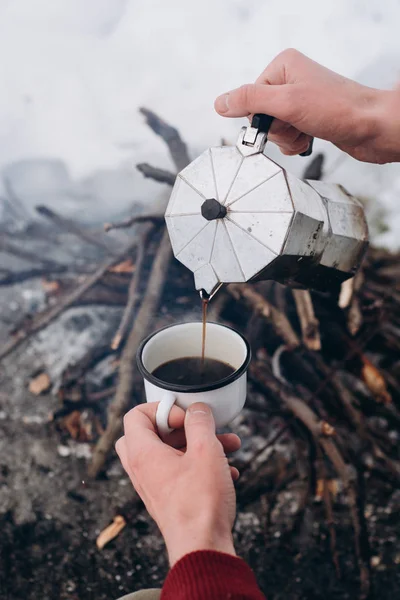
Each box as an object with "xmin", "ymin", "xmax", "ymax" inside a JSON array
[{"xmin": 152, "ymin": 357, "xmax": 235, "ymax": 386}]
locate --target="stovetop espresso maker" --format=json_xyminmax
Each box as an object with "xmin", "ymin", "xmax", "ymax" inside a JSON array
[{"xmin": 165, "ymin": 114, "xmax": 369, "ymax": 299}]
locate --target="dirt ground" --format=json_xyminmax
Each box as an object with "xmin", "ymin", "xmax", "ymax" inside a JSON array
[{"xmin": 0, "ymin": 255, "xmax": 399, "ymax": 600}]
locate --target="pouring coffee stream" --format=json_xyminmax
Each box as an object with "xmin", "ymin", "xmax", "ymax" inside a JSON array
[{"xmin": 165, "ymin": 112, "xmax": 369, "ymax": 307}]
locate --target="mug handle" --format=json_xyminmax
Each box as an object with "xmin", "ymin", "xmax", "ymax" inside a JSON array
[{"xmin": 156, "ymin": 391, "xmax": 177, "ymax": 437}]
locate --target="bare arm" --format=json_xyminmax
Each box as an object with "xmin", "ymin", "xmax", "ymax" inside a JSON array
[{"xmin": 215, "ymin": 48, "xmax": 400, "ymax": 165}]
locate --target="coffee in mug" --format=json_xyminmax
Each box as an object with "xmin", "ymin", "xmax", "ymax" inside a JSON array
[
  {"xmin": 152, "ymin": 357, "xmax": 235, "ymax": 386},
  {"xmin": 136, "ymin": 322, "xmax": 251, "ymax": 436}
]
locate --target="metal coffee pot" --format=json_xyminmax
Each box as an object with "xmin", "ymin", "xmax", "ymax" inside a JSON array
[{"xmin": 165, "ymin": 114, "xmax": 369, "ymax": 299}]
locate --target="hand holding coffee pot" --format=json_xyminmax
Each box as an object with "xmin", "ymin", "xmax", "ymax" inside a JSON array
[{"xmin": 165, "ymin": 113, "xmax": 369, "ymax": 300}]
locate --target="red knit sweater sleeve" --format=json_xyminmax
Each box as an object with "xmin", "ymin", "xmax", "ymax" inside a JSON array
[{"xmin": 161, "ymin": 550, "xmax": 266, "ymax": 600}]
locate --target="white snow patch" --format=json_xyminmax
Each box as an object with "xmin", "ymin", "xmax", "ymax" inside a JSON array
[{"xmin": 0, "ymin": 1, "xmax": 399, "ymax": 239}]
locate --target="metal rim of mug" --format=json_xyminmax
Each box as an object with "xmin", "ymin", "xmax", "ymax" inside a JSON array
[{"xmin": 136, "ymin": 321, "xmax": 251, "ymax": 393}]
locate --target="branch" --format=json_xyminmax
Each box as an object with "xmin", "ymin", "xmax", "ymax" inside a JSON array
[
  {"xmin": 36, "ymin": 205, "xmax": 119, "ymax": 256},
  {"xmin": 338, "ymin": 277, "xmax": 355, "ymax": 309},
  {"xmin": 136, "ymin": 163, "xmax": 176, "ymax": 186},
  {"xmin": 228, "ymin": 283, "xmax": 300, "ymax": 349},
  {"xmin": 0, "ymin": 240, "xmax": 138, "ymax": 362},
  {"xmin": 0, "ymin": 266, "xmax": 67, "ymax": 285},
  {"xmin": 88, "ymin": 228, "xmax": 173, "ymax": 478},
  {"xmin": 0, "ymin": 234, "xmax": 65, "ymax": 270},
  {"xmin": 250, "ymin": 363, "xmax": 370, "ymax": 595},
  {"xmin": 104, "ymin": 214, "xmax": 163, "ymax": 233},
  {"xmin": 292, "ymin": 289, "xmax": 321, "ymax": 350},
  {"xmin": 89, "ymin": 109, "xmax": 190, "ymax": 477},
  {"xmin": 111, "ymin": 223, "xmax": 155, "ymax": 350},
  {"xmin": 139, "ymin": 107, "xmax": 190, "ymax": 171}
]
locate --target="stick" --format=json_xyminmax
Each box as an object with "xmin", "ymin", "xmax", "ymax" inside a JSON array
[
  {"xmin": 338, "ymin": 278, "xmax": 355, "ymax": 309},
  {"xmin": 0, "ymin": 266, "xmax": 67, "ymax": 285},
  {"xmin": 318, "ymin": 453, "xmax": 341, "ymax": 578},
  {"xmin": 104, "ymin": 214, "xmax": 163, "ymax": 233},
  {"xmin": 88, "ymin": 229, "xmax": 173, "ymax": 478},
  {"xmin": 292, "ymin": 289, "xmax": 321, "ymax": 351},
  {"xmin": 36, "ymin": 205, "xmax": 119, "ymax": 255},
  {"xmin": 251, "ymin": 364, "xmax": 369, "ymax": 593},
  {"xmin": 136, "ymin": 163, "xmax": 176, "ymax": 186},
  {"xmin": 228, "ymin": 283, "xmax": 300, "ymax": 348},
  {"xmin": 347, "ymin": 271, "xmax": 364, "ymax": 336},
  {"xmin": 111, "ymin": 223, "xmax": 155, "ymax": 350},
  {"xmin": 139, "ymin": 107, "xmax": 190, "ymax": 171},
  {"xmin": 0, "ymin": 240, "xmax": 138, "ymax": 361},
  {"xmin": 0, "ymin": 234, "xmax": 65, "ymax": 270},
  {"xmin": 89, "ymin": 109, "xmax": 190, "ymax": 477},
  {"xmin": 250, "ymin": 363, "xmax": 335, "ymax": 439}
]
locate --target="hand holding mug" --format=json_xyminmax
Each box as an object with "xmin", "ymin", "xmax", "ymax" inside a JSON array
[{"xmin": 116, "ymin": 402, "xmax": 240, "ymax": 566}]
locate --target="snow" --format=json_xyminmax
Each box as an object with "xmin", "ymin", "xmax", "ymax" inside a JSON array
[{"xmin": 0, "ymin": 0, "xmax": 400, "ymax": 238}]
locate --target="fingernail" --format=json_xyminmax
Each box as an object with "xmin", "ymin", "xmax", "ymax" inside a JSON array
[
  {"xmin": 186, "ymin": 403, "xmax": 211, "ymax": 419},
  {"xmin": 215, "ymin": 93, "xmax": 230, "ymax": 114}
]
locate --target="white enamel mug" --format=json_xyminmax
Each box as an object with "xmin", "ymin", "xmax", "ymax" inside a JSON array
[{"xmin": 136, "ymin": 322, "xmax": 251, "ymax": 436}]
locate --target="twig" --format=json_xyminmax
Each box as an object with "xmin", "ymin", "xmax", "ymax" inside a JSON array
[
  {"xmin": 89, "ymin": 108, "xmax": 190, "ymax": 477},
  {"xmin": 0, "ymin": 241, "xmax": 138, "ymax": 361},
  {"xmin": 139, "ymin": 107, "xmax": 190, "ymax": 171},
  {"xmin": 136, "ymin": 163, "xmax": 176, "ymax": 186},
  {"xmin": 250, "ymin": 364, "xmax": 369, "ymax": 594},
  {"xmin": 338, "ymin": 278, "xmax": 355, "ymax": 309},
  {"xmin": 339, "ymin": 271, "xmax": 364, "ymax": 335},
  {"xmin": 318, "ymin": 453, "xmax": 341, "ymax": 578},
  {"xmin": 87, "ymin": 387, "xmax": 117, "ymax": 402},
  {"xmin": 331, "ymin": 374, "xmax": 400, "ymax": 480},
  {"xmin": 111, "ymin": 223, "xmax": 155, "ymax": 350},
  {"xmin": 239, "ymin": 419, "xmax": 293, "ymax": 477},
  {"xmin": 228, "ymin": 283, "xmax": 300, "ymax": 348},
  {"xmin": 292, "ymin": 289, "xmax": 321, "ymax": 351},
  {"xmin": 104, "ymin": 214, "xmax": 163, "ymax": 233},
  {"xmin": 88, "ymin": 229, "xmax": 173, "ymax": 478},
  {"xmin": 0, "ymin": 266, "xmax": 67, "ymax": 285},
  {"xmin": 0, "ymin": 234, "xmax": 65, "ymax": 270},
  {"xmin": 36, "ymin": 205, "xmax": 119, "ymax": 256}
]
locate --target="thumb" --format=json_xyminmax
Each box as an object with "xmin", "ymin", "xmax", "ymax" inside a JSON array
[
  {"xmin": 184, "ymin": 402, "xmax": 220, "ymax": 455},
  {"xmin": 214, "ymin": 83, "xmax": 297, "ymax": 122}
]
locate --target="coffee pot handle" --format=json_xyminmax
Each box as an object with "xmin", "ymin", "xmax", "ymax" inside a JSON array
[
  {"xmin": 251, "ymin": 113, "xmax": 313, "ymax": 157},
  {"xmin": 156, "ymin": 391, "xmax": 177, "ymax": 437}
]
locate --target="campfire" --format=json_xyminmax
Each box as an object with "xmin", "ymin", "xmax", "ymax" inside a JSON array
[{"xmin": 1, "ymin": 109, "xmax": 400, "ymax": 599}]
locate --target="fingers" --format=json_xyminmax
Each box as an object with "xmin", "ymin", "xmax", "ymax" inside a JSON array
[
  {"xmin": 215, "ymin": 82, "xmax": 302, "ymax": 123},
  {"xmin": 215, "ymin": 50, "xmax": 311, "ymax": 124},
  {"xmin": 230, "ymin": 466, "xmax": 240, "ymax": 481},
  {"xmin": 218, "ymin": 433, "xmax": 241, "ymax": 454},
  {"xmin": 115, "ymin": 436, "xmax": 130, "ymax": 475},
  {"xmin": 268, "ymin": 120, "xmax": 311, "ymax": 153},
  {"xmin": 123, "ymin": 402, "xmax": 186, "ymax": 458},
  {"xmin": 167, "ymin": 430, "xmax": 241, "ymax": 454},
  {"xmin": 117, "ymin": 433, "xmax": 240, "ymax": 482},
  {"xmin": 255, "ymin": 48, "xmax": 306, "ymax": 86},
  {"xmin": 184, "ymin": 403, "xmax": 222, "ymax": 456},
  {"xmin": 214, "ymin": 82, "xmax": 311, "ymax": 155}
]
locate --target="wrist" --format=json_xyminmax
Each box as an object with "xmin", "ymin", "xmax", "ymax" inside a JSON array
[
  {"xmin": 367, "ymin": 89, "xmax": 400, "ymax": 164},
  {"xmin": 164, "ymin": 521, "xmax": 236, "ymax": 566}
]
